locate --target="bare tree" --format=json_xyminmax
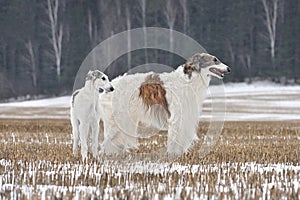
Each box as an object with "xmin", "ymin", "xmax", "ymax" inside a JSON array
[
  {"xmin": 239, "ymin": 53, "xmax": 252, "ymax": 82},
  {"xmin": 226, "ymin": 39, "xmax": 236, "ymax": 65},
  {"xmin": 24, "ymin": 40, "xmax": 38, "ymax": 88},
  {"xmin": 46, "ymin": 0, "xmax": 64, "ymax": 79},
  {"xmin": 126, "ymin": 4, "xmax": 132, "ymax": 69},
  {"xmin": 98, "ymin": 0, "xmax": 112, "ymax": 62},
  {"xmin": 87, "ymin": 9, "xmax": 98, "ymax": 47},
  {"xmin": 0, "ymin": 42, "xmax": 8, "ymax": 74},
  {"xmin": 261, "ymin": 0, "xmax": 282, "ymax": 69},
  {"xmin": 0, "ymin": 72, "xmax": 15, "ymax": 98},
  {"xmin": 98, "ymin": 0, "xmax": 128, "ymax": 76},
  {"xmin": 0, "ymin": 41, "xmax": 15, "ymax": 97},
  {"xmin": 138, "ymin": 0, "xmax": 148, "ymax": 63},
  {"xmin": 179, "ymin": 0, "xmax": 189, "ymax": 34},
  {"xmin": 87, "ymin": 8, "xmax": 100, "ymax": 67},
  {"xmin": 164, "ymin": 0, "xmax": 177, "ymax": 63}
]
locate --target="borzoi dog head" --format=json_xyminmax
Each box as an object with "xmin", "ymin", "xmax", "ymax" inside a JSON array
[
  {"xmin": 86, "ymin": 70, "xmax": 114, "ymax": 93},
  {"xmin": 184, "ymin": 53, "xmax": 231, "ymax": 79}
]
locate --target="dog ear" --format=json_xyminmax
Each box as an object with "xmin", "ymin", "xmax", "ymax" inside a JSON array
[
  {"xmin": 86, "ymin": 70, "xmax": 95, "ymax": 81},
  {"xmin": 92, "ymin": 70, "xmax": 102, "ymax": 79},
  {"xmin": 191, "ymin": 53, "xmax": 207, "ymax": 71},
  {"xmin": 192, "ymin": 53, "xmax": 218, "ymax": 70},
  {"xmin": 183, "ymin": 53, "xmax": 203, "ymax": 78},
  {"xmin": 183, "ymin": 61, "xmax": 197, "ymax": 79}
]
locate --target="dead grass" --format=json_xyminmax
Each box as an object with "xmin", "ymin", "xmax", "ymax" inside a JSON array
[
  {"xmin": 0, "ymin": 119, "xmax": 299, "ymax": 199},
  {"xmin": 0, "ymin": 119, "xmax": 299, "ymax": 163}
]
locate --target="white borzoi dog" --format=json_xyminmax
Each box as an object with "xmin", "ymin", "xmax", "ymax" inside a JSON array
[
  {"xmin": 70, "ymin": 70, "xmax": 114, "ymax": 162},
  {"xmin": 100, "ymin": 53, "xmax": 231, "ymax": 155}
]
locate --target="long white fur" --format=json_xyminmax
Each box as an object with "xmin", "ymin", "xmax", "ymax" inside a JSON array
[
  {"xmin": 100, "ymin": 53, "xmax": 230, "ymax": 155},
  {"xmin": 70, "ymin": 70, "xmax": 114, "ymax": 162}
]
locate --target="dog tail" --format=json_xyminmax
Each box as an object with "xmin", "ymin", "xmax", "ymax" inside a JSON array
[{"xmin": 71, "ymin": 90, "xmax": 80, "ymax": 108}]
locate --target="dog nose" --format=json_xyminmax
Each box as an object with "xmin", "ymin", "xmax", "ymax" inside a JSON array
[
  {"xmin": 109, "ymin": 87, "xmax": 114, "ymax": 92},
  {"xmin": 227, "ymin": 67, "xmax": 231, "ymax": 73}
]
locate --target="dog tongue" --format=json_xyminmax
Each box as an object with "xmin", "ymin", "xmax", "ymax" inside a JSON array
[
  {"xmin": 99, "ymin": 88, "xmax": 104, "ymax": 93},
  {"xmin": 210, "ymin": 68, "xmax": 223, "ymax": 77}
]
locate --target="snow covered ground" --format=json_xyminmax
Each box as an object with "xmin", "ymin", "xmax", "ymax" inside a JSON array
[
  {"xmin": 0, "ymin": 81, "xmax": 300, "ymax": 121},
  {"xmin": 0, "ymin": 159, "xmax": 299, "ymax": 199}
]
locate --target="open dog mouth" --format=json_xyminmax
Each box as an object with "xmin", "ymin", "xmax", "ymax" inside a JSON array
[{"xmin": 209, "ymin": 67, "xmax": 225, "ymax": 78}]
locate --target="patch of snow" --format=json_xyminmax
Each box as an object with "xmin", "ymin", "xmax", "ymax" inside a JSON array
[
  {"xmin": 0, "ymin": 96, "xmax": 70, "ymax": 107},
  {"xmin": 0, "ymin": 159, "xmax": 299, "ymax": 199},
  {"xmin": 0, "ymin": 81, "xmax": 299, "ymax": 121}
]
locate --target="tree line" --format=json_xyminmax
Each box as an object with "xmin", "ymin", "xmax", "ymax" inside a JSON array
[{"xmin": 0, "ymin": 0, "xmax": 299, "ymax": 99}]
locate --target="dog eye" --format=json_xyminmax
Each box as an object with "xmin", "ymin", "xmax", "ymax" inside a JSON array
[
  {"xmin": 213, "ymin": 57, "xmax": 217, "ymax": 62},
  {"xmin": 101, "ymin": 77, "xmax": 106, "ymax": 81}
]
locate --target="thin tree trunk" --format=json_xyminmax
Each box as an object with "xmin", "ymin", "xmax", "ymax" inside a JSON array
[
  {"xmin": 164, "ymin": 0, "xmax": 177, "ymax": 65},
  {"xmin": 2, "ymin": 44, "xmax": 7, "ymax": 73},
  {"xmin": 262, "ymin": 0, "xmax": 279, "ymax": 70},
  {"xmin": 47, "ymin": 0, "xmax": 64, "ymax": 79},
  {"xmin": 227, "ymin": 39, "xmax": 235, "ymax": 65},
  {"xmin": 9, "ymin": 47, "xmax": 16, "ymax": 82},
  {"xmin": 139, "ymin": 0, "xmax": 148, "ymax": 63},
  {"xmin": 239, "ymin": 54, "xmax": 252, "ymax": 82},
  {"xmin": 88, "ymin": 9, "xmax": 93, "ymax": 45},
  {"xmin": 87, "ymin": 8, "xmax": 98, "ymax": 67},
  {"xmin": 25, "ymin": 40, "xmax": 37, "ymax": 88},
  {"xmin": 126, "ymin": 4, "xmax": 131, "ymax": 70},
  {"xmin": 179, "ymin": 0, "xmax": 189, "ymax": 34}
]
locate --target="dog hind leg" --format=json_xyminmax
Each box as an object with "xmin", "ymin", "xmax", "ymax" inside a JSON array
[{"xmin": 101, "ymin": 124, "xmax": 124, "ymax": 155}]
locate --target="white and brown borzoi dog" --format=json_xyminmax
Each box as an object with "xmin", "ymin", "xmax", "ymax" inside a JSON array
[
  {"xmin": 100, "ymin": 53, "xmax": 231, "ymax": 155},
  {"xmin": 70, "ymin": 70, "xmax": 114, "ymax": 162}
]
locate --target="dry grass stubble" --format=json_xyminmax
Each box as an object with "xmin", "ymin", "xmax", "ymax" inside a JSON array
[{"xmin": 0, "ymin": 119, "xmax": 299, "ymax": 199}]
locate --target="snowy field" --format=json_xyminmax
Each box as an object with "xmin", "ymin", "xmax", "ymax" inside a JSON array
[
  {"xmin": 0, "ymin": 81, "xmax": 299, "ymax": 199},
  {"xmin": 0, "ymin": 81, "xmax": 300, "ymax": 121},
  {"xmin": 0, "ymin": 119, "xmax": 299, "ymax": 199},
  {"xmin": 1, "ymin": 159, "xmax": 299, "ymax": 199}
]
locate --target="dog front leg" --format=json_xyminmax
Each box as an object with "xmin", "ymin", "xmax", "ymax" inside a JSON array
[
  {"xmin": 71, "ymin": 118, "xmax": 80, "ymax": 155},
  {"xmin": 167, "ymin": 121, "xmax": 184, "ymax": 156},
  {"xmin": 167, "ymin": 116, "xmax": 198, "ymax": 156},
  {"xmin": 166, "ymin": 92, "xmax": 199, "ymax": 156},
  {"xmin": 79, "ymin": 122, "xmax": 89, "ymax": 162},
  {"xmin": 91, "ymin": 120, "xmax": 99, "ymax": 158}
]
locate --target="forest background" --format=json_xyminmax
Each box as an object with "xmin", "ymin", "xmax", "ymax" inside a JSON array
[{"xmin": 0, "ymin": 0, "xmax": 299, "ymax": 99}]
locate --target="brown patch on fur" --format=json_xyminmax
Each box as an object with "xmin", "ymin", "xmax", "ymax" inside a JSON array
[
  {"xmin": 183, "ymin": 61, "xmax": 195, "ymax": 79},
  {"xmin": 139, "ymin": 74, "xmax": 170, "ymax": 115}
]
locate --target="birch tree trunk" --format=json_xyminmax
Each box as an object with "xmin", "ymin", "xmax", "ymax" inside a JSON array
[
  {"xmin": 46, "ymin": 0, "xmax": 64, "ymax": 80},
  {"xmin": 179, "ymin": 0, "xmax": 189, "ymax": 34},
  {"xmin": 239, "ymin": 54, "xmax": 252, "ymax": 83},
  {"xmin": 25, "ymin": 40, "xmax": 37, "ymax": 88},
  {"xmin": 139, "ymin": 0, "xmax": 148, "ymax": 63},
  {"xmin": 87, "ymin": 8, "xmax": 99, "ymax": 67},
  {"xmin": 164, "ymin": 0, "xmax": 177, "ymax": 64},
  {"xmin": 126, "ymin": 4, "xmax": 131, "ymax": 70},
  {"xmin": 261, "ymin": 0, "xmax": 280, "ymax": 70}
]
